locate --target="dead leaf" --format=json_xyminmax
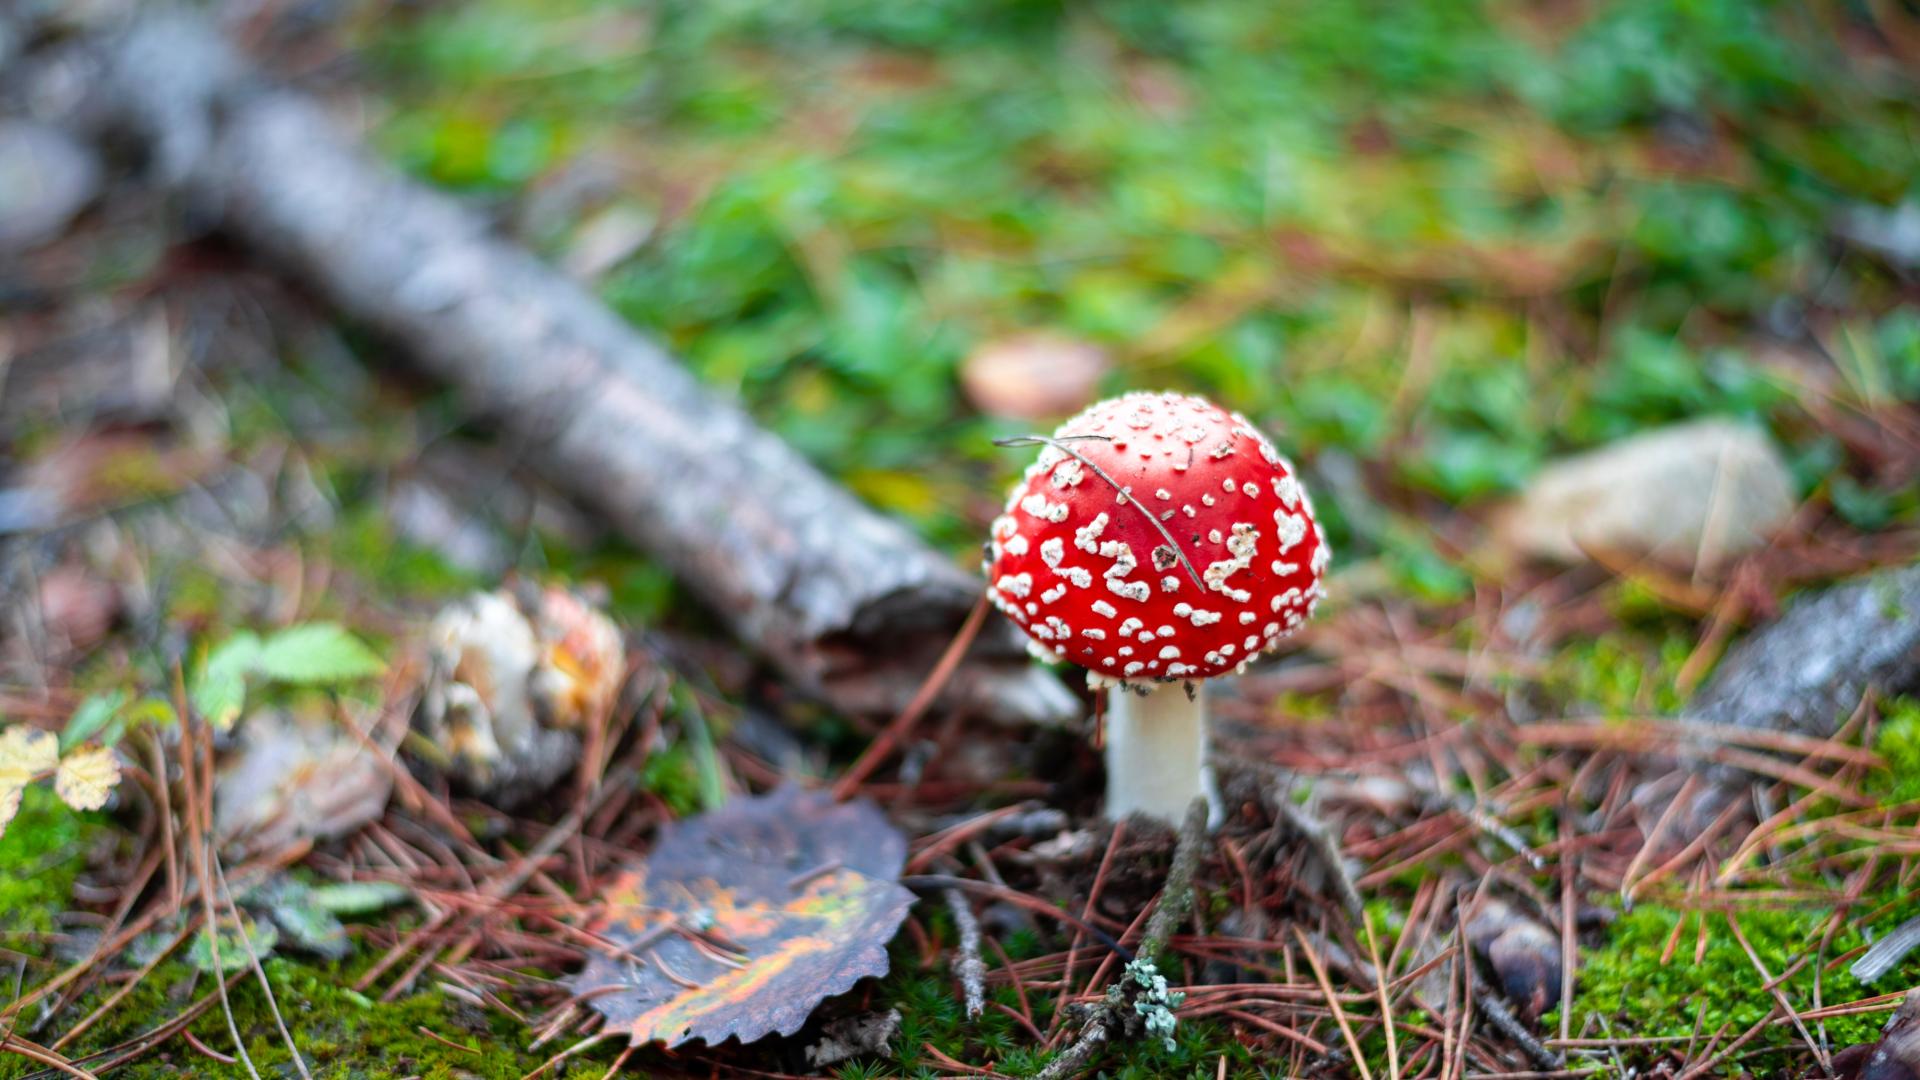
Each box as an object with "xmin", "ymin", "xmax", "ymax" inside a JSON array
[
  {"xmin": 416, "ymin": 583, "xmax": 625, "ymax": 801},
  {"xmin": 572, "ymin": 786, "xmax": 915, "ymax": 1048},
  {"xmin": 215, "ymin": 707, "xmax": 393, "ymax": 859},
  {"xmin": 0, "ymin": 725, "xmax": 59, "ymax": 777},
  {"xmin": 53, "ymin": 745, "xmax": 120, "ymax": 811},
  {"xmin": 1832, "ymin": 987, "xmax": 1920, "ymax": 1080},
  {"xmin": 960, "ymin": 333, "xmax": 1108, "ymax": 420}
]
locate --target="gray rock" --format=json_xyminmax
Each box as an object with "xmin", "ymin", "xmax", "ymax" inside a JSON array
[
  {"xmin": 1841, "ymin": 200, "xmax": 1920, "ymax": 273},
  {"xmin": 1694, "ymin": 561, "xmax": 1920, "ymax": 740},
  {"xmin": 1636, "ymin": 562, "xmax": 1920, "ymax": 837},
  {"xmin": 1497, "ymin": 418, "xmax": 1796, "ymax": 571},
  {"xmin": 0, "ymin": 120, "xmax": 101, "ymax": 251}
]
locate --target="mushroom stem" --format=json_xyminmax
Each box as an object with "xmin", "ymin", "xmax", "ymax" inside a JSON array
[{"xmin": 1104, "ymin": 681, "xmax": 1221, "ymax": 827}]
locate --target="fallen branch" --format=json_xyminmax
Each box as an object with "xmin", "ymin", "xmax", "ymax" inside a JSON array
[
  {"xmin": 1037, "ymin": 799, "xmax": 1208, "ymax": 1080},
  {"xmin": 60, "ymin": 10, "xmax": 1075, "ymax": 729}
]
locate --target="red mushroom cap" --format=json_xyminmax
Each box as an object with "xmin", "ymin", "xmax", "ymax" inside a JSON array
[{"xmin": 985, "ymin": 391, "xmax": 1328, "ymax": 684}]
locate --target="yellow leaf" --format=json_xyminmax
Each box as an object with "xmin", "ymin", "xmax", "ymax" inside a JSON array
[
  {"xmin": 0, "ymin": 725, "xmax": 58, "ymax": 776},
  {"xmin": 54, "ymin": 746, "xmax": 120, "ymax": 812},
  {"xmin": 0, "ymin": 783, "xmax": 20, "ymax": 839}
]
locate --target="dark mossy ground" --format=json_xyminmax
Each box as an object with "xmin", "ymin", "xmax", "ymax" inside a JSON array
[{"xmin": 5, "ymin": 0, "xmax": 1920, "ymax": 1076}]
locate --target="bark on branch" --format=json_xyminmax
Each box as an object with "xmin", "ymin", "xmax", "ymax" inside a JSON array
[{"xmin": 67, "ymin": 11, "xmax": 1076, "ymax": 727}]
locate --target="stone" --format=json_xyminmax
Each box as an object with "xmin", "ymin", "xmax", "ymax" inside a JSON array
[
  {"xmin": 1496, "ymin": 417, "xmax": 1795, "ymax": 570},
  {"xmin": 0, "ymin": 121, "xmax": 101, "ymax": 251}
]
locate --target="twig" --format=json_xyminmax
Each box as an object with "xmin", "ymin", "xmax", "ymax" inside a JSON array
[
  {"xmin": 1273, "ymin": 788, "xmax": 1365, "ymax": 919},
  {"xmin": 0, "ymin": 1034, "xmax": 102, "ymax": 1080},
  {"xmin": 212, "ymin": 849, "xmax": 311, "ymax": 1080},
  {"xmin": 1294, "ymin": 925, "xmax": 1375, "ymax": 1080},
  {"xmin": 1851, "ymin": 913, "xmax": 1920, "ymax": 984},
  {"xmin": 1469, "ymin": 971, "xmax": 1561, "ymax": 1072},
  {"xmin": 945, "ymin": 890, "xmax": 987, "ymax": 1019},
  {"xmin": 1142, "ymin": 799, "xmax": 1210, "ymax": 961},
  {"xmin": 994, "ymin": 434, "xmax": 1207, "ymax": 593},
  {"xmin": 193, "ymin": 837, "xmax": 262, "ymax": 1080},
  {"xmin": 1364, "ymin": 912, "xmax": 1401, "ymax": 1080},
  {"xmin": 1035, "ymin": 798, "xmax": 1209, "ymax": 1080},
  {"xmin": 518, "ymin": 1030, "xmax": 610, "ymax": 1080},
  {"xmin": 833, "ymin": 595, "xmax": 989, "ymax": 799},
  {"xmin": 1031, "ymin": 1016, "xmax": 1110, "ymax": 1080},
  {"xmin": 145, "ymin": 730, "xmax": 179, "ymax": 911},
  {"xmin": 1726, "ymin": 912, "xmax": 1832, "ymax": 1076}
]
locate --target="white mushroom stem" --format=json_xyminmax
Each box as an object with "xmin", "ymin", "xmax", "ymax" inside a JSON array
[{"xmin": 1104, "ymin": 680, "xmax": 1222, "ymax": 827}]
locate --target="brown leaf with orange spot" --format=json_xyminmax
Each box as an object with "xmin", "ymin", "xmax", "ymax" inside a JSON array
[{"xmin": 571, "ymin": 785, "xmax": 914, "ymax": 1048}]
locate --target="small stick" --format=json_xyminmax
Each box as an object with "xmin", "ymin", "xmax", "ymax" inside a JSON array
[
  {"xmin": 1557, "ymin": 808, "xmax": 1576, "ymax": 1045},
  {"xmin": 1294, "ymin": 926, "xmax": 1375, "ymax": 1080},
  {"xmin": 415, "ymin": 1026, "xmax": 480, "ymax": 1055},
  {"xmin": 0, "ymin": 1033, "xmax": 103, "ymax": 1080},
  {"xmin": 1032, "ymin": 1018, "xmax": 1110, "ymax": 1080},
  {"xmin": 1469, "ymin": 973, "xmax": 1561, "ymax": 1072},
  {"xmin": 946, "ymin": 890, "xmax": 987, "ymax": 1019},
  {"xmin": 832, "ymin": 595, "xmax": 988, "ymax": 800},
  {"xmin": 1364, "ymin": 911, "xmax": 1401, "ymax": 1080},
  {"xmin": 518, "ymin": 1030, "xmax": 610, "ymax": 1080},
  {"xmin": 1035, "ymin": 798, "xmax": 1209, "ymax": 1080},
  {"xmin": 1850, "ymin": 913, "xmax": 1920, "ymax": 984},
  {"xmin": 212, "ymin": 850, "xmax": 311, "ymax": 1080},
  {"xmin": 1272, "ymin": 786, "xmax": 1365, "ymax": 919},
  {"xmin": 994, "ymin": 435, "xmax": 1207, "ymax": 593},
  {"xmin": 194, "ymin": 839, "xmax": 262, "ymax": 1080},
  {"xmin": 786, "ymin": 860, "xmax": 845, "ymax": 892},
  {"xmin": 1143, "ymin": 799, "xmax": 1210, "ymax": 960},
  {"xmin": 146, "ymin": 731, "xmax": 179, "ymax": 911}
]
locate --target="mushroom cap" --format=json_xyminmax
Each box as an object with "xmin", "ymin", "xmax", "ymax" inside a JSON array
[{"xmin": 984, "ymin": 391, "xmax": 1328, "ymax": 684}]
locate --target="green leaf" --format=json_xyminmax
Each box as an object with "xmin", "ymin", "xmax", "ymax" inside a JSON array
[
  {"xmin": 255, "ymin": 624, "xmax": 385, "ymax": 685},
  {"xmin": 120, "ymin": 697, "xmax": 180, "ymax": 737},
  {"xmin": 188, "ymin": 916, "xmax": 279, "ymax": 974},
  {"xmin": 61, "ymin": 691, "xmax": 127, "ymax": 752},
  {"xmin": 310, "ymin": 881, "xmax": 412, "ymax": 916},
  {"xmin": 193, "ymin": 632, "xmax": 262, "ymax": 731},
  {"xmin": 260, "ymin": 879, "xmax": 352, "ymax": 960}
]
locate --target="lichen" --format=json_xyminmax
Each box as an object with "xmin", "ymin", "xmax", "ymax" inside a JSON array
[{"xmin": 1117, "ymin": 956, "xmax": 1186, "ymax": 1051}]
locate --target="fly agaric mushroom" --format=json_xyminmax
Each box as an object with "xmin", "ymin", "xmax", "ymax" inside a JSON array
[{"xmin": 984, "ymin": 392, "xmax": 1328, "ymax": 825}]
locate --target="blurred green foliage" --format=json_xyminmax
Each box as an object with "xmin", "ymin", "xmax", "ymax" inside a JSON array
[
  {"xmin": 363, "ymin": 0, "xmax": 1916, "ymax": 574},
  {"xmin": 317, "ymin": 3, "xmax": 1920, "ymax": 1074}
]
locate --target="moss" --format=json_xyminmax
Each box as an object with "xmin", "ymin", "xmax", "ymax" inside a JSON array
[
  {"xmin": 0, "ymin": 788, "xmax": 97, "ymax": 938},
  {"xmin": 1550, "ymin": 631, "xmax": 1693, "ymax": 715},
  {"xmin": 1552, "ymin": 900, "xmax": 1920, "ymax": 1072},
  {"xmin": 861, "ymin": 935, "xmax": 1265, "ymax": 1080},
  {"xmin": 1, "ymin": 951, "xmax": 593, "ymax": 1080},
  {"xmin": 1873, "ymin": 696, "xmax": 1920, "ymax": 804},
  {"xmin": 328, "ymin": 504, "xmax": 484, "ymax": 601}
]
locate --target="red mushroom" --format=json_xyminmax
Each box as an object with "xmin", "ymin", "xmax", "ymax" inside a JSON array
[{"xmin": 985, "ymin": 391, "xmax": 1329, "ymax": 824}]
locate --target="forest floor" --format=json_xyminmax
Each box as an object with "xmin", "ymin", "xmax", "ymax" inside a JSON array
[{"xmin": 4, "ymin": 1, "xmax": 1920, "ymax": 1077}]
